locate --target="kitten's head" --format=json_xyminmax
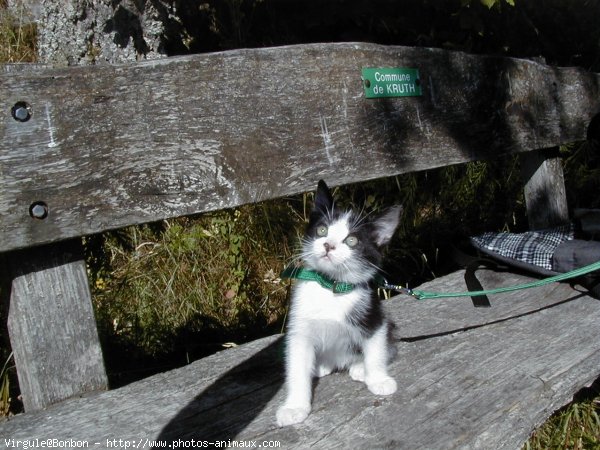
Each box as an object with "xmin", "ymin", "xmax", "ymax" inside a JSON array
[{"xmin": 301, "ymin": 180, "xmax": 402, "ymax": 284}]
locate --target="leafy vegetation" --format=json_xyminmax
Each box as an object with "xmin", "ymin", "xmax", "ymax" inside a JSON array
[
  {"xmin": 86, "ymin": 202, "xmax": 300, "ymax": 385},
  {"xmin": 1, "ymin": 1, "xmax": 599, "ymax": 447}
]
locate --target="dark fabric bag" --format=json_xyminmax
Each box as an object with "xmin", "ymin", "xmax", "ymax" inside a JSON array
[{"xmin": 469, "ymin": 223, "xmax": 600, "ymax": 300}]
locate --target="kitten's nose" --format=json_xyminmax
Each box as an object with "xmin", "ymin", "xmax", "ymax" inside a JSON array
[{"xmin": 324, "ymin": 242, "xmax": 335, "ymax": 252}]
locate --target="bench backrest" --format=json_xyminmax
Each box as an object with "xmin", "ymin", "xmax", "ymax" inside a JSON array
[{"xmin": 2, "ymin": 43, "xmax": 599, "ymax": 253}]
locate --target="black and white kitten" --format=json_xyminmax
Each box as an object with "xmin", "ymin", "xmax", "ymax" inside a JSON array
[{"xmin": 276, "ymin": 180, "xmax": 402, "ymax": 427}]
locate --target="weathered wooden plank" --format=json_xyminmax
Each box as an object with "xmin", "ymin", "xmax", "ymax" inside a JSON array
[
  {"xmin": 521, "ymin": 148, "xmax": 569, "ymax": 229},
  {"xmin": 0, "ymin": 272, "xmax": 598, "ymax": 450},
  {"xmin": 0, "ymin": 240, "xmax": 108, "ymax": 412},
  {"xmin": 1, "ymin": 43, "xmax": 599, "ymax": 252}
]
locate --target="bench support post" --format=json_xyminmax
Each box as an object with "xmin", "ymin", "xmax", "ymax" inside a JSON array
[
  {"xmin": 1, "ymin": 239, "xmax": 108, "ymax": 411},
  {"xmin": 520, "ymin": 148, "xmax": 569, "ymax": 229}
]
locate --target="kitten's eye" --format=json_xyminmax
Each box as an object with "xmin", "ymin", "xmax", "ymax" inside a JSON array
[
  {"xmin": 344, "ymin": 236, "xmax": 359, "ymax": 247},
  {"xmin": 316, "ymin": 225, "xmax": 328, "ymax": 237}
]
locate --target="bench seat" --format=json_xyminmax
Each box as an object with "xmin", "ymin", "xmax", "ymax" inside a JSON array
[{"xmin": 1, "ymin": 269, "xmax": 599, "ymax": 449}]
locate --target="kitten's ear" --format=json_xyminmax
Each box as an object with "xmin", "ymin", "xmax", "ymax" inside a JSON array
[
  {"xmin": 314, "ymin": 180, "xmax": 334, "ymax": 213},
  {"xmin": 372, "ymin": 205, "xmax": 403, "ymax": 247}
]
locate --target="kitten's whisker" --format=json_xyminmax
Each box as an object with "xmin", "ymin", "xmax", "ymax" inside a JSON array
[
  {"xmin": 353, "ymin": 208, "xmax": 376, "ymax": 229},
  {"xmin": 365, "ymin": 260, "xmax": 385, "ymax": 275}
]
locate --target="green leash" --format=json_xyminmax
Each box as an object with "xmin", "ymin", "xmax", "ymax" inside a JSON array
[
  {"xmin": 409, "ymin": 260, "xmax": 600, "ymax": 300},
  {"xmin": 281, "ymin": 260, "xmax": 600, "ymax": 300}
]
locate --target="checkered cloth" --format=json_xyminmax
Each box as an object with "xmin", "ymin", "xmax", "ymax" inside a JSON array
[{"xmin": 470, "ymin": 224, "xmax": 575, "ymax": 271}]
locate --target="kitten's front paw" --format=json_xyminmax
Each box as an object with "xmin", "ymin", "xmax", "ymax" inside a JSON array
[
  {"xmin": 367, "ymin": 376, "xmax": 397, "ymax": 396},
  {"xmin": 316, "ymin": 365, "xmax": 333, "ymax": 378},
  {"xmin": 276, "ymin": 405, "xmax": 310, "ymax": 427},
  {"xmin": 349, "ymin": 362, "xmax": 365, "ymax": 382}
]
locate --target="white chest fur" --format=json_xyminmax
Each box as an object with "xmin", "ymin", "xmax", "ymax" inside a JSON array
[
  {"xmin": 286, "ymin": 280, "xmax": 370, "ymax": 354},
  {"xmin": 290, "ymin": 280, "xmax": 362, "ymax": 324}
]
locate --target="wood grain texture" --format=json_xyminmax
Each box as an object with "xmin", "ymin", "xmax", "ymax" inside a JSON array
[
  {"xmin": 521, "ymin": 149, "xmax": 569, "ymax": 229},
  {"xmin": 1, "ymin": 271, "xmax": 598, "ymax": 450},
  {"xmin": 1, "ymin": 43, "xmax": 599, "ymax": 252},
  {"xmin": 1, "ymin": 240, "xmax": 108, "ymax": 412}
]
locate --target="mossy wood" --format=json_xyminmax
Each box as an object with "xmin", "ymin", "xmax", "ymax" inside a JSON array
[
  {"xmin": 1, "ymin": 271, "xmax": 599, "ymax": 450},
  {"xmin": 1, "ymin": 43, "xmax": 599, "ymax": 252}
]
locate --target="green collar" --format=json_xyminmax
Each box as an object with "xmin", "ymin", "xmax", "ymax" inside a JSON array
[{"xmin": 280, "ymin": 265, "xmax": 356, "ymax": 294}]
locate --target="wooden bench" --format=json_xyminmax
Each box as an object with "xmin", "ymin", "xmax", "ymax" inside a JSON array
[{"xmin": 1, "ymin": 42, "xmax": 599, "ymax": 448}]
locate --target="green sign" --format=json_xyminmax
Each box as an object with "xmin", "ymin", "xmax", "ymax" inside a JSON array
[{"xmin": 362, "ymin": 67, "xmax": 421, "ymax": 98}]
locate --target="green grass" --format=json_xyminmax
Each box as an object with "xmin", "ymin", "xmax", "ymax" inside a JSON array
[
  {"xmin": 0, "ymin": 2, "xmax": 36, "ymax": 63},
  {"xmin": 0, "ymin": 352, "xmax": 14, "ymax": 417},
  {"xmin": 524, "ymin": 385, "xmax": 600, "ymax": 450},
  {"xmin": 85, "ymin": 201, "xmax": 302, "ymax": 384}
]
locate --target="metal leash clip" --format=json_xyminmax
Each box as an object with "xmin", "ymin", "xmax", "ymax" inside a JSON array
[{"xmin": 378, "ymin": 277, "xmax": 421, "ymax": 299}]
